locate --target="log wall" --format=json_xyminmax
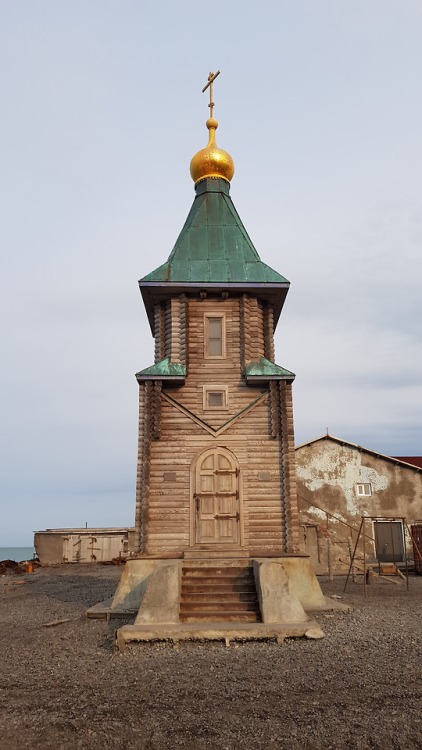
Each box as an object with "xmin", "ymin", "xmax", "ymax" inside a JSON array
[
  {"xmin": 134, "ymin": 292, "xmax": 299, "ymax": 556},
  {"xmin": 144, "ymin": 394, "xmax": 292, "ymax": 557}
]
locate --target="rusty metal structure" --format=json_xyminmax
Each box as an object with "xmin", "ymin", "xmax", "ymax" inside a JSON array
[
  {"xmin": 410, "ymin": 523, "xmax": 422, "ymax": 574},
  {"xmin": 344, "ymin": 516, "xmax": 410, "ymax": 595}
]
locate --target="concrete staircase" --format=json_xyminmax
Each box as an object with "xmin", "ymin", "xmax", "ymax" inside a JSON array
[{"xmin": 179, "ymin": 562, "xmax": 261, "ymax": 623}]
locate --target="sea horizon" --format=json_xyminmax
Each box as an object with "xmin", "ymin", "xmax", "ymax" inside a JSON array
[{"xmin": 0, "ymin": 546, "xmax": 36, "ymax": 562}]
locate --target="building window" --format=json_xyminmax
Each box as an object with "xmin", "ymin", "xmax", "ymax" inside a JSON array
[
  {"xmin": 356, "ymin": 483, "xmax": 372, "ymax": 496},
  {"xmin": 203, "ymin": 385, "xmax": 228, "ymax": 410},
  {"xmin": 204, "ymin": 314, "xmax": 226, "ymax": 359}
]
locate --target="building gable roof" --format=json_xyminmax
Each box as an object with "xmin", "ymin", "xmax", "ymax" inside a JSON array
[
  {"xmin": 295, "ymin": 434, "xmax": 422, "ymax": 474},
  {"xmin": 393, "ymin": 456, "xmax": 422, "ymax": 469}
]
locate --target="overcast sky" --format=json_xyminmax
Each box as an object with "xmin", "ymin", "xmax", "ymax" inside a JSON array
[{"xmin": 2, "ymin": 0, "xmax": 422, "ymax": 545}]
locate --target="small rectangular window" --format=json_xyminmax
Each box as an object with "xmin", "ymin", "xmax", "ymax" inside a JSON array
[
  {"xmin": 208, "ymin": 391, "xmax": 224, "ymax": 407},
  {"xmin": 204, "ymin": 314, "xmax": 226, "ymax": 359},
  {"xmin": 356, "ymin": 483, "xmax": 372, "ymax": 496},
  {"xmin": 203, "ymin": 385, "xmax": 228, "ymax": 410},
  {"xmin": 208, "ymin": 318, "xmax": 222, "ymax": 356}
]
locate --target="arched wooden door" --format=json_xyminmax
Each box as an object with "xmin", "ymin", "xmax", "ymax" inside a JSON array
[{"xmin": 194, "ymin": 447, "xmax": 241, "ymax": 546}]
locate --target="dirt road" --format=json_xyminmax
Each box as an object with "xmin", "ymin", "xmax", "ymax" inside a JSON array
[{"xmin": 1, "ymin": 565, "xmax": 421, "ymax": 749}]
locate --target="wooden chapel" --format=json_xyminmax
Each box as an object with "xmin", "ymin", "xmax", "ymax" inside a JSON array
[
  {"xmin": 88, "ymin": 74, "xmax": 329, "ymax": 642},
  {"xmin": 133, "ymin": 72, "xmax": 301, "ymax": 562}
]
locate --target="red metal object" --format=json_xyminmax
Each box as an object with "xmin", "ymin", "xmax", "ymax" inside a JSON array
[
  {"xmin": 411, "ymin": 524, "xmax": 422, "ymax": 575},
  {"xmin": 393, "ymin": 456, "xmax": 422, "ymax": 469}
]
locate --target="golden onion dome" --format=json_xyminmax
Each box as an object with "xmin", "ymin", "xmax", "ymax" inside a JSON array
[{"xmin": 190, "ymin": 117, "xmax": 234, "ymax": 185}]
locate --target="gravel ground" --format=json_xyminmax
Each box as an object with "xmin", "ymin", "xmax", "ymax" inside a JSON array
[{"xmin": 0, "ymin": 564, "xmax": 421, "ymax": 750}]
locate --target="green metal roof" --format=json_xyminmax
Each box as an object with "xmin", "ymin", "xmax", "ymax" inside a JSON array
[
  {"xmin": 135, "ymin": 358, "xmax": 186, "ymax": 380},
  {"xmin": 245, "ymin": 357, "xmax": 295, "ymax": 381},
  {"xmin": 140, "ymin": 178, "xmax": 288, "ymax": 285}
]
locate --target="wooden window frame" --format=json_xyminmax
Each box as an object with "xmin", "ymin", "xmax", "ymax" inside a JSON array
[
  {"xmin": 204, "ymin": 313, "xmax": 226, "ymax": 359},
  {"xmin": 356, "ymin": 483, "xmax": 372, "ymax": 496},
  {"xmin": 203, "ymin": 385, "xmax": 229, "ymax": 411}
]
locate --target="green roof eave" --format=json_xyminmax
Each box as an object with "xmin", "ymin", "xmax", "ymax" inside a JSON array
[
  {"xmin": 135, "ymin": 358, "xmax": 186, "ymax": 381},
  {"xmin": 141, "ymin": 261, "xmax": 288, "ymax": 285},
  {"xmin": 245, "ymin": 357, "xmax": 295, "ymax": 382}
]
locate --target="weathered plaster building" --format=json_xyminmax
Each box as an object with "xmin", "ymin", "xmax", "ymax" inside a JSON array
[{"xmin": 296, "ymin": 434, "xmax": 422, "ymax": 573}]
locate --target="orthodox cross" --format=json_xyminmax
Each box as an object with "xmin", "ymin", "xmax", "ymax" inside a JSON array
[{"xmin": 202, "ymin": 70, "xmax": 220, "ymax": 118}]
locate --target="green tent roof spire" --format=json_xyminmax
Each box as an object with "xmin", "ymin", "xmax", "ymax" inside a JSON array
[
  {"xmin": 141, "ymin": 178, "xmax": 288, "ymax": 286},
  {"xmin": 139, "ymin": 177, "xmax": 290, "ymax": 333}
]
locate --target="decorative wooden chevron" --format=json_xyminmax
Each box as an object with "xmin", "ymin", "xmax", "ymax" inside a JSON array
[{"xmin": 161, "ymin": 391, "xmax": 269, "ymax": 437}]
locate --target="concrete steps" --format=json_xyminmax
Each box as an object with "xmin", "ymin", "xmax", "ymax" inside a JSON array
[{"xmin": 180, "ymin": 563, "xmax": 261, "ymax": 623}]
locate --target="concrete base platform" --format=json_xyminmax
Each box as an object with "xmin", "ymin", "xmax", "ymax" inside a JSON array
[
  {"xmin": 114, "ymin": 619, "xmax": 325, "ymax": 652},
  {"xmin": 86, "ymin": 592, "xmax": 350, "ymax": 621},
  {"xmin": 86, "ymin": 556, "xmax": 350, "ymax": 645}
]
